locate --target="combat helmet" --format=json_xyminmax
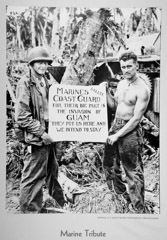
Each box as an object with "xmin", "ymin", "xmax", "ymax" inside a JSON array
[{"xmin": 28, "ymin": 46, "xmax": 53, "ymax": 65}]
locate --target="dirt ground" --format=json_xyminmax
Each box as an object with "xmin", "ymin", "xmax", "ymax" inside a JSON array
[{"xmin": 5, "ymin": 147, "xmax": 160, "ymax": 214}]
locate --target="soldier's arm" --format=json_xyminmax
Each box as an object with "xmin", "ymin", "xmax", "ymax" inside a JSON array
[
  {"xmin": 115, "ymin": 87, "xmax": 150, "ymax": 139},
  {"xmin": 106, "ymin": 88, "xmax": 117, "ymax": 111},
  {"xmin": 15, "ymin": 78, "xmax": 45, "ymax": 137}
]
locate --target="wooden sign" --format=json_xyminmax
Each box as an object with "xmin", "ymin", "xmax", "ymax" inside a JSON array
[{"xmin": 48, "ymin": 84, "xmax": 108, "ymax": 142}]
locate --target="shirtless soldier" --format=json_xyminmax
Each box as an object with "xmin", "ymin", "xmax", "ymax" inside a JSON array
[
  {"xmin": 15, "ymin": 46, "xmax": 66, "ymax": 213},
  {"xmin": 102, "ymin": 51, "xmax": 150, "ymax": 213}
]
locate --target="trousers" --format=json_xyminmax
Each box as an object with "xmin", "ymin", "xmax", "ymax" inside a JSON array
[
  {"xmin": 103, "ymin": 118, "xmax": 144, "ymax": 212},
  {"xmin": 20, "ymin": 143, "xmax": 66, "ymax": 213}
]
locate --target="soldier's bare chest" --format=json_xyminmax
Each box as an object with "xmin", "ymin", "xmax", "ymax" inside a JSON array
[{"xmin": 118, "ymin": 84, "xmax": 137, "ymax": 105}]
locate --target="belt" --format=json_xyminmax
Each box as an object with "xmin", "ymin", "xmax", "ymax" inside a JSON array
[{"xmin": 115, "ymin": 118, "xmax": 129, "ymax": 125}]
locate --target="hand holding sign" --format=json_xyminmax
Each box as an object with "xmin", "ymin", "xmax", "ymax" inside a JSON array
[
  {"xmin": 41, "ymin": 132, "xmax": 54, "ymax": 145},
  {"xmin": 48, "ymin": 85, "xmax": 108, "ymax": 142}
]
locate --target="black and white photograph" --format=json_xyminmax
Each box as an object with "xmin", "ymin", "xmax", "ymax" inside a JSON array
[
  {"xmin": 1, "ymin": 0, "xmax": 167, "ymax": 239},
  {"xmin": 6, "ymin": 5, "xmax": 161, "ymax": 215}
]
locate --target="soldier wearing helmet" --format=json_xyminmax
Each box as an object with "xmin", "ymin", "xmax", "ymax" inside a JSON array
[
  {"xmin": 15, "ymin": 46, "xmax": 67, "ymax": 213},
  {"xmin": 28, "ymin": 46, "xmax": 53, "ymax": 65}
]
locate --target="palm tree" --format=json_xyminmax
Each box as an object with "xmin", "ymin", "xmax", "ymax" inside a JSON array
[
  {"xmin": 61, "ymin": 8, "xmax": 126, "ymax": 85},
  {"xmin": 51, "ymin": 7, "xmax": 60, "ymax": 58},
  {"xmin": 19, "ymin": 12, "xmax": 31, "ymax": 49},
  {"xmin": 6, "ymin": 13, "xmax": 17, "ymax": 49},
  {"xmin": 128, "ymin": 7, "xmax": 160, "ymax": 36},
  {"xmin": 6, "ymin": 9, "xmax": 29, "ymax": 60},
  {"xmin": 29, "ymin": 6, "xmax": 53, "ymax": 47},
  {"xmin": 59, "ymin": 7, "xmax": 76, "ymax": 59}
]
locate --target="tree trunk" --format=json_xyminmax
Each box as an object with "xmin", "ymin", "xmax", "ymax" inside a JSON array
[
  {"xmin": 42, "ymin": 9, "xmax": 49, "ymax": 46},
  {"xmin": 16, "ymin": 24, "xmax": 24, "ymax": 49},
  {"xmin": 31, "ymin": 8, "xmax": 36, "ymax": 47},
  {"xmin": 64, "ymin": 8, "xmax": 75, "ymax": 42},
  {"xmin": 61, "ymin": 11, "xmax": 105, "ymax": 86},
  {"xmin": 51, "ymin": 8, "xmax": 60, "ymax": 58},
  {"xmin": 59, "ymin": 8, "xmax": 75, "ymax": 59}
]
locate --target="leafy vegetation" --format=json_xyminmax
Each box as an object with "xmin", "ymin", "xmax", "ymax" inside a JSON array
[{"xmin": 6, "ymin": 7, "xmax": 161, "ymax": 214}]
